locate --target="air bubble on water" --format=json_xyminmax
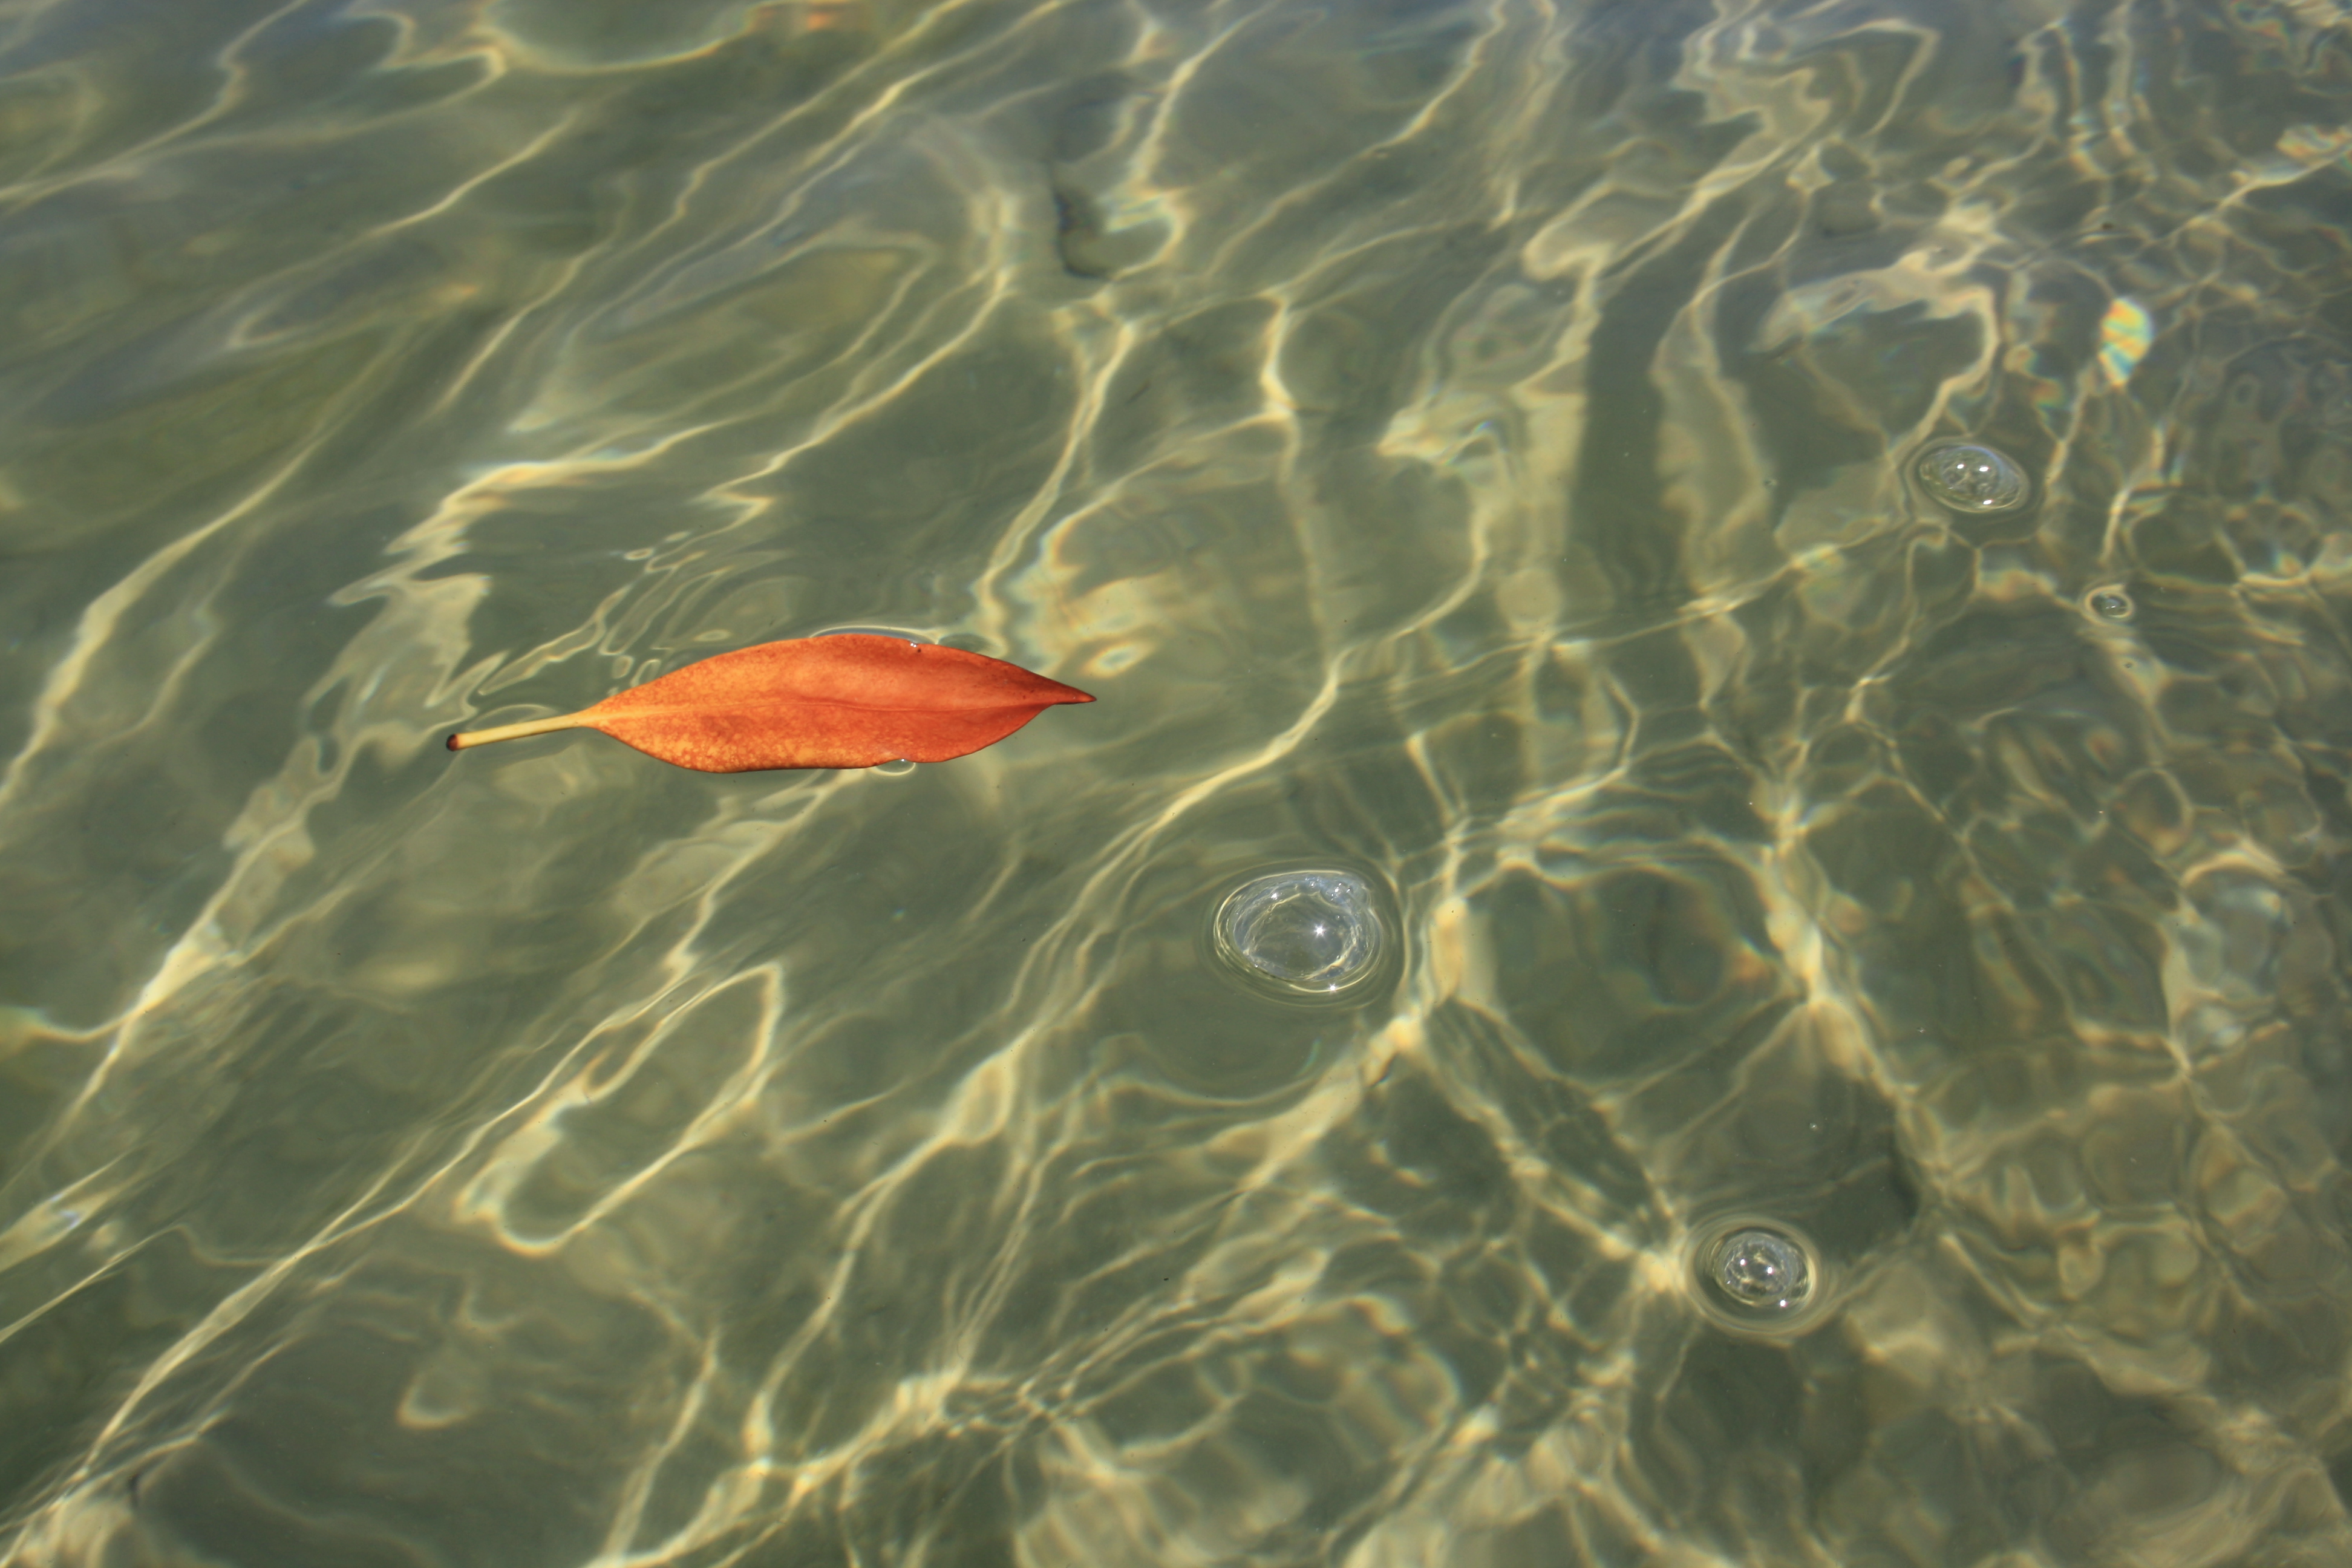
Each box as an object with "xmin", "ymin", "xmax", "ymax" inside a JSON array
[
  {"xmin": 1916, "ymin": 442, "xmax": 2031, "ymax": 514},
  {"xmin": 1212, "ymin": 870, "xmax": 1386, "ymax": 996},
  {"xmin": 1686, "ymin": 1216, "xmax": 1828, "ymax": 1334},
  {"xmin": 2086, "ymin": 586, "xmax": 2135, "ymax": 620},
  {"xmin": 872, "ymin": 758, "xmax": 916, "ymax": 777},
  {"xmin": 1712, "ymin": 1227, "xmax": 1811, "ymax": 1312}
]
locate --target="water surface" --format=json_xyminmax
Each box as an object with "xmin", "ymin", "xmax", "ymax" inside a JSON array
[{"xmin": 5, "ymin": 0, "xmax": 2352, "ymax": 1564}]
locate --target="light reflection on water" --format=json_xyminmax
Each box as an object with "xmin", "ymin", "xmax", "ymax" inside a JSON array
[{"xmin": 4, "ymin": 0, "xmax": 2352, "ymax": 1564}]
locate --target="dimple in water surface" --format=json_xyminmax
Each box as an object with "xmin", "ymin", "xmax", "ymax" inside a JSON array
[{"xmin": 1214, "ymin": 871, "xmax": 1385, "ymax": 993}]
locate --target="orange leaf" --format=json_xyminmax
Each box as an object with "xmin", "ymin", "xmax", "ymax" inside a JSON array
[{"xmin": 446, "ymin": 634, "xmax": 1094, "ymax": 773}]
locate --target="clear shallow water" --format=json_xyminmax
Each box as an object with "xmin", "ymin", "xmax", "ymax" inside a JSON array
[{"xmin": 4, "ymin": 0, "xmax": 2352, "ymax": 1563}]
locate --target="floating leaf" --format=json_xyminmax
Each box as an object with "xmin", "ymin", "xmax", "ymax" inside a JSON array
[{"xmin": 446, "ymin": 634, "xmax": 1094, "ymax": 773}]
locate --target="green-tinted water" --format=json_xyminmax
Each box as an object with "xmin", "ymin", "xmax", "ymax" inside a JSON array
[{"xmin": 5, "ymin": 0, "xmax": 2352, "ymax": 1563}]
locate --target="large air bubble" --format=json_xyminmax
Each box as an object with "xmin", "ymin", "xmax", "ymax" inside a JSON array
[{"xmin": 1210, "ymin": 869, "xmax": 1390, "ymax": 1001}]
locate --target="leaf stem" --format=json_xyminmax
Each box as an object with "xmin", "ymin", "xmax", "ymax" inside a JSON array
[{"xmin": 445, "ymin": 711, "xmax": 596, "ymax": 752}]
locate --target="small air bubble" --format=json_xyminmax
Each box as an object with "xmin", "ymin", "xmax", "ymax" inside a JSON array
[
  {"xmin": 1712, "ymin": 1227, "xmax": 1811, "ymax": 1312},
  {"xmin": 2087, "ymin": 587, "xmax": 2134, "ymax": 619},
  {"xmin": 1916, "ymin": 441, "xmax": 2031, "ymax": 514},
  {"xmin": 1686, "ymin": 1216, "xmax": 1829, "ymax": 1335}
]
